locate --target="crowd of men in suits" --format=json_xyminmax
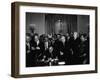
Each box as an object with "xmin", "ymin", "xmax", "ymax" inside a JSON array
[{"xmin": 26, "ymin": 31, "xmax": 89, "ymax": 67}]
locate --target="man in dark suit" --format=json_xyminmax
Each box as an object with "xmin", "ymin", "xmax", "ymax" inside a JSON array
[
  {"xmin": 31, "ymin": 34, "xmax": 44, "ymax": 66},
  {"xmin": 58, "ymin": 35, "xmax": 72, "ymax": 65},
  {"xmin": 42, "ymin": 46, "xmax": 58, "ymax": 66},
  {"xmin": 66, "ymin": 34, "xmax": 73, "ymax": 64},
  {"xmin": 26, "ymin": 33, "xmax": 32, "ymax": 67},
  {"xmin": 53, "ymin": 34, "xmax": 61, "ymax": 60},
  {"xmin": 71, "ymin": 32, "xmax": 81, "ymax": 64},
  {"xmin": 78, "ymin": 34, "xmax": 89, "ymax": 64}
]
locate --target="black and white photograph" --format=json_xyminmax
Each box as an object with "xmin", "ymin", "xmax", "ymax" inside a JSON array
[
  {"xmin": 11, "ymin": 2, "xmax": 97, "ymax": 78},
  {"xmin": 26, "ymin": 13, "xmax": 90, "ymax": 67}
]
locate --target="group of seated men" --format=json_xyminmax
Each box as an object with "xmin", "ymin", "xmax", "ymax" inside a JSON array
[{"xmin": 26, "ymin": 32, "xmax": 89, "ymax": 67}]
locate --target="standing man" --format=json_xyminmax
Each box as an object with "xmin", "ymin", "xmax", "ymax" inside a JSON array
[
  {"xmin": 26, "ymin": 33, "xmax": 32, "ymax": 67},
  {"xmin": 71, "ymin": 32, "xmax": 80, "ymax": 64},
  {"xmin": 31, "ymin": 34, "xmax": 44, "ymax": 66},
  {"xmin": 59, "ymin": 35, "xmax": 71, "ymax": 64}
]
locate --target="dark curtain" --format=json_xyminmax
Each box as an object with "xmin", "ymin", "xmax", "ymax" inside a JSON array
[{"xmin": 45, "ymin": 14, "xmax": 77, "ymax": 35}]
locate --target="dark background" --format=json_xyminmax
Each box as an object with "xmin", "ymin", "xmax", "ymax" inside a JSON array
[{"xmin": 26, "ymin": 13, "xmax": 89, "ymax": 35}]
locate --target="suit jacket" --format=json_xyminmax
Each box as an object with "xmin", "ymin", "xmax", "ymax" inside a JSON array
[
  {"xmin": 71, "ymin": 37, "xmax": 81, "ymax": 57},
  {"xmin": 54, "ymin": 40, "xmax": 71, "ymax": 62},
  {"xmin": 31, "ymin": 40, "xmax": 44, "ymax": 63},
  {"xmin": 26, "ymin": 42, "xmax": 33, "ymax": 67},
  {"xmin": 26, "ymin": 42, "xmax": 31, "ymax": 54},
  {"xmin": 31, "ymin": 40, "xmax": 44, "ymax": 52},
  {"xmin": 43, "ymin": 49, "xmax": 57, "ymax": 60}
]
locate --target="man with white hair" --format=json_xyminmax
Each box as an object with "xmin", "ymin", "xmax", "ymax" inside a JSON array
[{"xmin": 71, "ymin": 32, "xmax": 81, "ymax": 64}]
